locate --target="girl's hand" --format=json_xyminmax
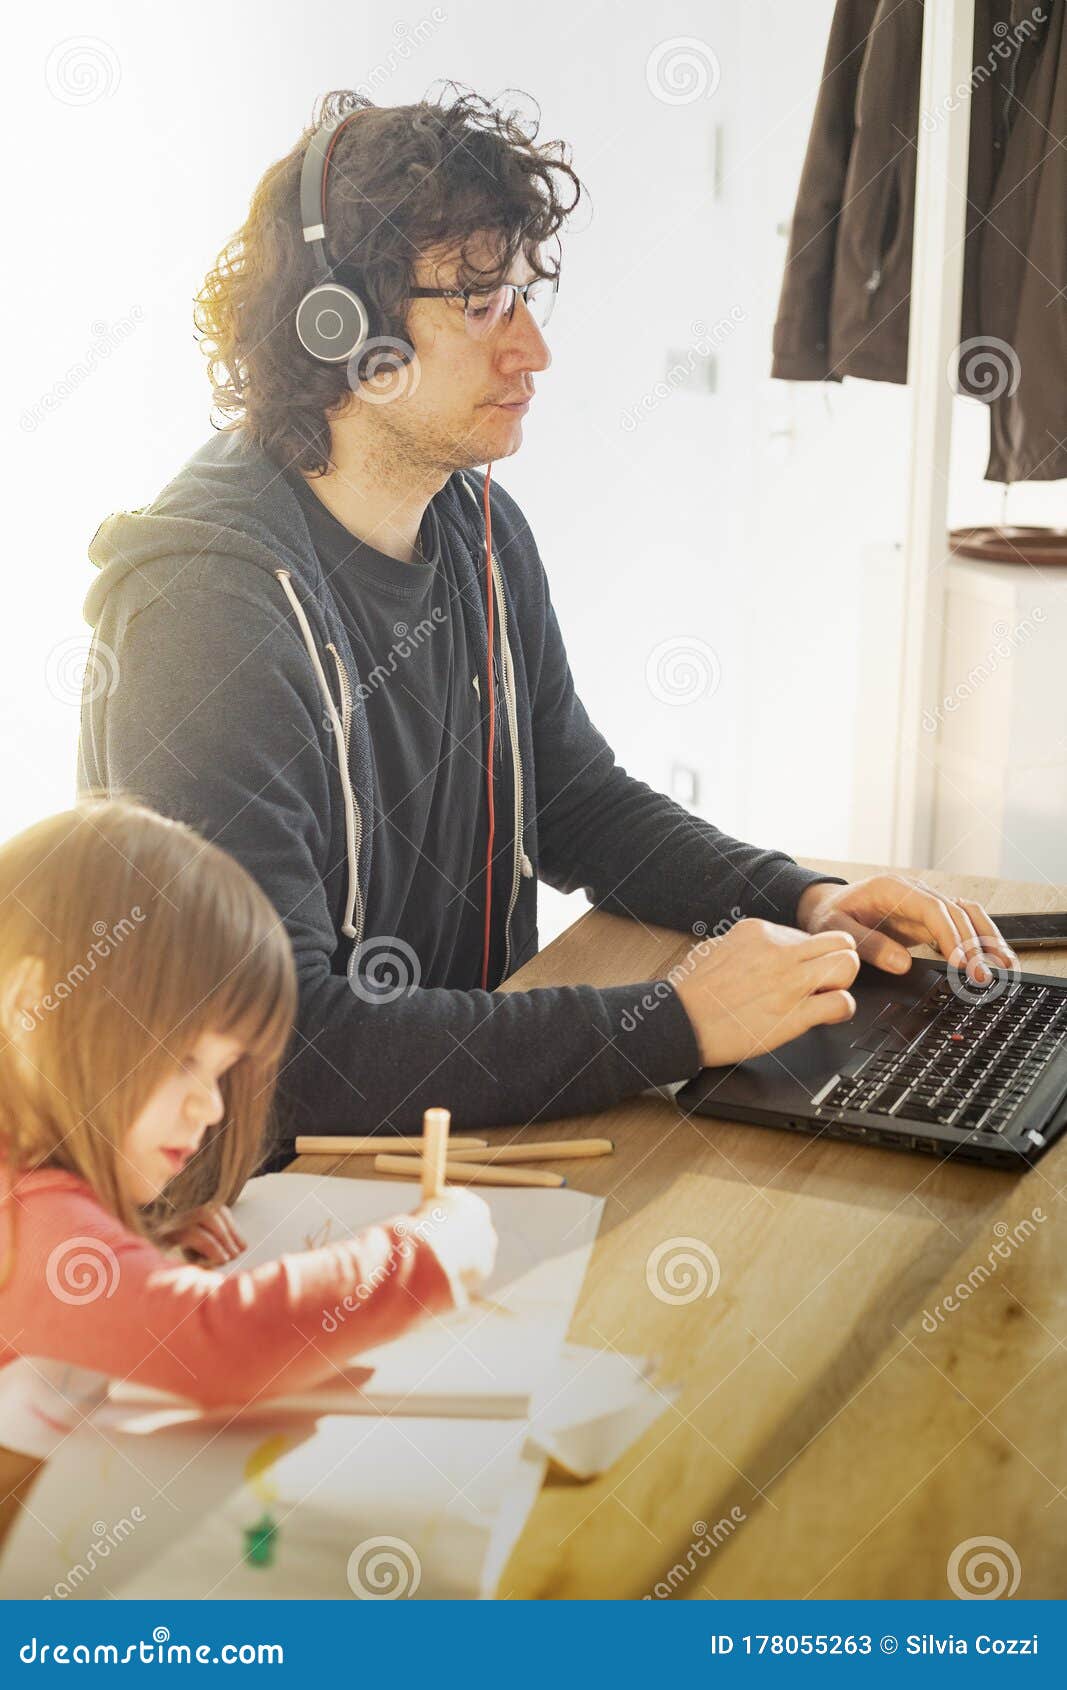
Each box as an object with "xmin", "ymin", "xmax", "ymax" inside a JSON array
[
  {"xmin": 414, "ymin": 1188, "xmax": 498, "ymax": 1296},
  {"xmin": 157, "ymin": 1203, "xmax": 247, "ymax": 1266}
]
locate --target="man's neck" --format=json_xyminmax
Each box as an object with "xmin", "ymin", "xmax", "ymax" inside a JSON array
[{"xmin": 299, "ymin": 431, "xmax": 448, "ymax": 564}]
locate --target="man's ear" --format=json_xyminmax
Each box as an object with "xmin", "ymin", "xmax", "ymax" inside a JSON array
[{"xmin": 0, "ymin": 955, "xmax": 47, "ymax": 1039}]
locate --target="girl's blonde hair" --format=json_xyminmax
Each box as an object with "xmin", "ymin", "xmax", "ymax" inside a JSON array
[{"xmin": 0, "ymin": 798, "xmax": 297, "ymax": 1242}]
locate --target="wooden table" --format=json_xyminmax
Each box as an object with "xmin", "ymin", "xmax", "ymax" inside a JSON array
[
  {"xmin": 292, "ymin": 859, "xmax": 1067, "ymax": 1600},
  {"xmin": 3, "ymin": 860, "xmax": 1065, "ymax": 1597}
]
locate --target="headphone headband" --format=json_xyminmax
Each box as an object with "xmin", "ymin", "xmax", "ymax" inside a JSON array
[
  {"xmin": 299, "ymin": 109, "xmax": 362, "ymax": 281},
  {"xmin": 295, "ymin": 107, "xmax": 371, "ymax": 363}
]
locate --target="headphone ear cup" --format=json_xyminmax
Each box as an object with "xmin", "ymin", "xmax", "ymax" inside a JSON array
[{"xmin": 295, "ymin": 282, "xmax": 370, "ymax": 363}]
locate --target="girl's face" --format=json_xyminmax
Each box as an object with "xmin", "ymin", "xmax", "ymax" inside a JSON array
[{"xmin": 123, "ymin": 1031, "xmax": 246, "ymax": 1203}]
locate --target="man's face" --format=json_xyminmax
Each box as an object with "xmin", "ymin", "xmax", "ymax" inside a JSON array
[{"xmin": 353, "ymin": 234, "xmax": 553, "ymax": 472}]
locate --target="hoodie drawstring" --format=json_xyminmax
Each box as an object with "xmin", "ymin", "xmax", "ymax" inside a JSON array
[{"xmin": 274, "ymin": 568, "xmax": 363, "ymax": 943}]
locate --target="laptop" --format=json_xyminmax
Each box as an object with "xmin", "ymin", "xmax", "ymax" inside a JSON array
[{"xmin": 675, "ymin": 957, "xmax": 1067, "ymax": 1168}]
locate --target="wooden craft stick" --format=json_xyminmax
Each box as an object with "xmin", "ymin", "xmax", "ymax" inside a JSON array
[
  {"xmin": 375, "ymin": 1154, "xmax": 565, "ymax": 1190},
  {"xmin": 445, "ymin": 1138, "xmax": 614, "ymax": 1165},
  {"xmin": 294, "ymin": 1134, "xmax": 487, "ymax": 1156},
  {"xmin": 420, "ymin": 1108, "xmax": 451, "ymax": 1201}
]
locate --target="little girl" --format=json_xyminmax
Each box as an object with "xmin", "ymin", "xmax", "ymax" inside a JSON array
[{"xmin": 0, "ymin": 798, "xmax": 496, "ymax": 1458}]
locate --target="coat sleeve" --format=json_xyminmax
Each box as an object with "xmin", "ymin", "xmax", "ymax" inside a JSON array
[{"xmin": 770, "ymin": 0, "xmax": 883, "ymax": 381}]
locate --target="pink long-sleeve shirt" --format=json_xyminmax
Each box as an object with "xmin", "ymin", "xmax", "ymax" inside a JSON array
[{"xmin": 0, "ymin": 1164, "xmax": 458, "ymax": 1457}]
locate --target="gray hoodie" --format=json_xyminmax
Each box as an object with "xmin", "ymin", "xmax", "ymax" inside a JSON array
[{"xmin": 78, "ymin": 426, "xmax": 835, "ymax": 1158}]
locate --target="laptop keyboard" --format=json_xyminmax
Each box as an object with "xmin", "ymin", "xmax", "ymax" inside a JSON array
[{"xmin": 817, "ymin": 975, "xmax": 1067, "ymax": 1138}]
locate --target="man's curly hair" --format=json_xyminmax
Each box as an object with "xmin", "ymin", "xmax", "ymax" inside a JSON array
[{"xmin": 194, "ymin": 83, "xmax": 582, "ymax": 476}]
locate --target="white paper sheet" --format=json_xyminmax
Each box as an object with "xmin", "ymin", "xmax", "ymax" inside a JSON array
[{"xmin": 0, "ymin": 1401, "xmax": 545, "ymax": 1599}]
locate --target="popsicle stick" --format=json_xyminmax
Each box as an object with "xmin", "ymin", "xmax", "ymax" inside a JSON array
[
  {"xmin": 375, "ymin": 1154, "xmax": 565, "ymax": 1190},
  {"xmin": 294, "ymin": 1134, "xmax": 487, "ymax": 1156},
  {"xmin": 421, "ymin": 1108, "xmax": 451, "ymax": 1201},
  {"xmin": 445, "ymin": 1138, "xmax": 614, "ymax": 1164}
]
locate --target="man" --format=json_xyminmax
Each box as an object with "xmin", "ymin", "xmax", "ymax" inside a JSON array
[{"xmin": 78, "ymin": 87, "xmax": 1014, "ymax": 1157}]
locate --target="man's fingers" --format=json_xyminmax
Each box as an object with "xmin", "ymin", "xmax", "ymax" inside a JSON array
[
  {"xmin": 793, "ymin": 988, "xmax": 857, "ymax": 1040},
  {"xmin": 951, "ymin": 898, "xmax": 1019, "ymax": 972},
  {"xmin": 833, "ymin": 907, "xmax": 913, "ymax": 973},
  {"xmin": 800, "ymin": 944, "xmax": 861, "ymax": 993}
]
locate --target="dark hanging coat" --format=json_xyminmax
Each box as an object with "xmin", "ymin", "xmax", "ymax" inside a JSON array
[{"xmin": 771, "ymin": 0, "xmax": 1066, "ymax": 484}]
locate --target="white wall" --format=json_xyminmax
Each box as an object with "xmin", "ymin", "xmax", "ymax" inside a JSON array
[{"xmin": 7, "ymin": 0, "xmax": 1064, "ymax": 935}]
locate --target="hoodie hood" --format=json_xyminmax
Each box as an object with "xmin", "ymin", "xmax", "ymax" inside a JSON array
[{"xmin": 84, "ymin": 425, "xmax": 482, "ymax": 634}]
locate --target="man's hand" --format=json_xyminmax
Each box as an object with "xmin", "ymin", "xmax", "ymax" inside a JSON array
[
  {"xmin": 795, "ymin": 876, "xmax": 1018, "ymax": 985},
  {"xmin": 673, "ymin": 918, "xmax": 861, "ymax": 1068}
]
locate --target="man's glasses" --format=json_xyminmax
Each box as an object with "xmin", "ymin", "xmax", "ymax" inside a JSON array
[{"xmin": 408, "ymin": 273, "xmax": 559, "ymax": 340}]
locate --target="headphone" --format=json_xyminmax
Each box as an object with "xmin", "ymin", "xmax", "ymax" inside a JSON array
[
  {"xmin": 295, "ymin": 113, "xmax": 373, "ymax": 364},
  {"xmin": 295, "ymin": 107, "xmax": 502, "ymax": 991}
]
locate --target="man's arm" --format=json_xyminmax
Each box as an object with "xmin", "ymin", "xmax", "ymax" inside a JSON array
[{"xmin": 83, "ymin": 578, "xmax": 702, "ymax": 1150}]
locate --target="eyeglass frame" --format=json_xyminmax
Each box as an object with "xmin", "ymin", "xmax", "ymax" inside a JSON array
[{"xmin": 407, "ymin": 270, "xmax": 559, "ymax": 332}]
